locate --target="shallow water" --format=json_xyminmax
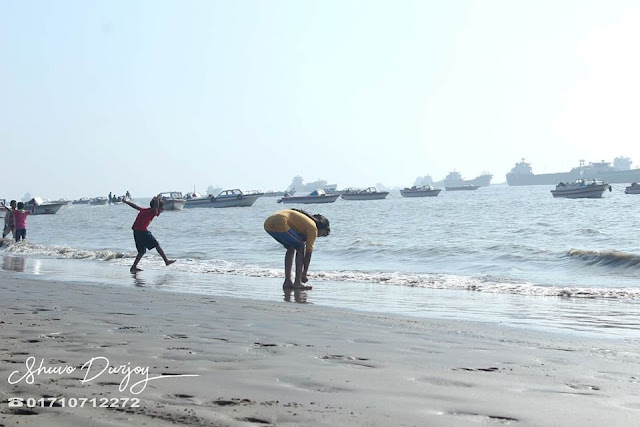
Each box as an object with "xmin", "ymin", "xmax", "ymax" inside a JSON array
[{"xmin": 1, "ymin": 184, "xmax": 639, "ymax": 339}]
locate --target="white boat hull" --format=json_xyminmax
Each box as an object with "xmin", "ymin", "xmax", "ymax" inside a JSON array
[
  {"xmin": 551, "ymin": 184, "xmax": 610, "ymax": 199},
  {"xmin": 163, "ymin": 199, "xmax": 186, "ymax": 210},
  {"xmin": 400, "ymin": 189, "xmax": 441, "ymax": 197},
  {"xmin": 341, "ymin": 192, "xmax": 388, "ymax": 200},
  {"xmin": 32, "ymin": 203, "xmax": 65, "ymax": 215},
  {"xmin": 184, "ymin": 195, "xmax": 259, "ymax": 208},
  {"xmin": 278, "ymin": 194, "xmax": 340, "ymax": 204}
]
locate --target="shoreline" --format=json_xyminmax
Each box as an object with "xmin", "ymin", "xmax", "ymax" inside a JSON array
[
  {"xmin": 1, "ymin": 276, "xmax": 639, "ymax": 426},
  {"xmin": 0, "ymin": 253, "xmax": 639, "ymax": 341}
]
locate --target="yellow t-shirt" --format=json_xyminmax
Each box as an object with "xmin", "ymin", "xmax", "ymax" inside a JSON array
[{"xmin": 264, "ymin": 209, "xmax": 318, "ymax": 253}]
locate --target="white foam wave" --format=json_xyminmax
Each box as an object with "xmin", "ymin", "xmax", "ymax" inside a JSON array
[
  {"xmin": 2, "ymin": 241, "xmax": 131, "ymax": 261},
  {"xmin": 3, "ymin": 242, "xmax": 639, "ymax": 300}
]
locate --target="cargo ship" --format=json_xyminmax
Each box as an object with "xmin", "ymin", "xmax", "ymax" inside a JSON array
[
  {"xmin": 433, "ymin": 171, "xmax": 493, "ymax": 188},
  {"xmin": 506, "ymin": 157, "xmax": 640, "ymax": 186}
]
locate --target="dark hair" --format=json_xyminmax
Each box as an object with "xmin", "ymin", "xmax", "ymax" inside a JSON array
[
  {"xmin": 150, "ymin": 198, "xmax": 165, "ymax": 209},
  {"xmin": 10, "ymin": 200, "xmax": 16, "ymax": 204},
  {"xmin": 291, "ymin": 208, "xmax": 330, "ymax": 235},
  {"xmin": 17, "ymin": 202, "xmax": 24, "ymax": 209}
]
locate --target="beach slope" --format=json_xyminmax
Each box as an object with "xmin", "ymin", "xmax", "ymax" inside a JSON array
[{"xmin": 0, "ymin": 278, "xmax": 638, "ymax": 426}]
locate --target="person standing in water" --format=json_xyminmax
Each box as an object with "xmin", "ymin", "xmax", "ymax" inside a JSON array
[
  {"xmin": 2, "ymin": 200, "xmax": 16, "ymax": 239},
  {"xmin": 123, "ymin": 194, "xmax": 175, "ymax": 273},
  {"xmin": 264, "ymin": 208, "xmax": 330, "ymax": 290}
]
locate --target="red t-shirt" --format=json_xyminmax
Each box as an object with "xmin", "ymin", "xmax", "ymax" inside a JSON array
[{"xmin": 132, "ymin": 208, "xmax": 158, "ymax": 231}]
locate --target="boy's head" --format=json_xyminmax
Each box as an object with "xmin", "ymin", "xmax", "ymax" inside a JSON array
[
  {"xmin": 10, "ymin": 200, "xmax": 16, "ymax": 208},
  {"xmin": 150, "ymin": 198, "xmax": 165, "ymax": 212},
  {"xmin": 17, "ymin": 202, "xmax": 24, "ymax": 210}
]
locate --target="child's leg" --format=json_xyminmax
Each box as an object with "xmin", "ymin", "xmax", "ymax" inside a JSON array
[
  {"xmin": 130, "ymin": 252, "xmax": 144, "ymax": 273},
  {"xmin": 155, "ymin": 245, "xmax": 176, "ymax": 266},
  {"xmin": 283, "ymin": 247, "xmax": 295, "ymax": 287}
]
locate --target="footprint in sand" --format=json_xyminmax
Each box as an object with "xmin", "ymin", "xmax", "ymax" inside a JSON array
[{"xmin": 319, "ymin": 354, "xmax": 375, "ymax": 368}]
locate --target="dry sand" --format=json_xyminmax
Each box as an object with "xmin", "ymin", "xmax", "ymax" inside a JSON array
[{"xmin": 0, "ymin": 277, "xmax": 639, "ymax": 426}]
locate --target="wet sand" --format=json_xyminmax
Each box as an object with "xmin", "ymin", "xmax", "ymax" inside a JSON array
[{"xmin": 0, "ymin": 277, "xmax": 639, "ymax": 426}]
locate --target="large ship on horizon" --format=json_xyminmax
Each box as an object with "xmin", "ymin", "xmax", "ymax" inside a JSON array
[
  {"xmin": 506, "ymin": 157, "xmax": 640, "ymax": 186},
  {"xmin": 433, "ymin": 171, "xmax": 493, "ymax": 188},
  {"xmin": 288, "ymin": 175, "xmax": 338, "ymax": 193}
]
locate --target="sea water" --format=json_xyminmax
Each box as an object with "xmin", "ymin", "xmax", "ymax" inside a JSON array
[{"xmin": 1, "ymin": 184, "xmax": 639, "ymax": 339}]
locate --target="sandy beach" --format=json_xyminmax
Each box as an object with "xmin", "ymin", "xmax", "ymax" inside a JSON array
[{"xmin": 0, "ymin": 277, "xmax": 639, "ymax": 426}]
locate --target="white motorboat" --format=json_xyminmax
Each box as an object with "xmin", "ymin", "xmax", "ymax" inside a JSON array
[
  {"xmin": 625, "ymin": 182, "xmax": 640, "ymax": 194},
  {"xmin": 184, "ymin": 189, "xmax": 259, "ymax": 208},
  {"xmin": 90, "ymin": 197, "xmax": 109, "ymax": 205},
  {"xmin": 551, "ymin": 180, "xmax": 612, "ymax": 199},
  {"xmin": 400, "ymin": 185, "xmax": 442, "ymax": 197},
  {"xmin": 341, "ymin": 187, "xmax": 389, "ymax": 201},
  {"xmin": 25, "ymin": 197, "xmax": 65, "ymax": 215},
  {"xmin": 72, "ymin": 197, "xmax": 91, "ymax": 205},
  {"xmin": 278, "ymin": 189, "xmax": 340, "ymax": 204},
  {"xmin": 159, "ymin": 192, "xmax": 187, "ymax": 210}
]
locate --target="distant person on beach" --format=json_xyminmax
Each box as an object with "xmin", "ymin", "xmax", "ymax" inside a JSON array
[
  {"xmin": 264, "ymin": 209, "xmax": 330, "ymax": 290},
  {"xmin": 123, "ymin": 194, "xmax": 176, "ymax": 273},
  {"xmin": 3, "ymin": 202, "xmax": 36, "ymax": 242},
  {"xmin": 2, "ymin": 200, "xmax": 17, "ymax": 239}
]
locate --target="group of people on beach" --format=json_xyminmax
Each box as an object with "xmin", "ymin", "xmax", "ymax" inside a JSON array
[
  {"xmin": 2, "ymin": 194, "xmax": 330, "ymax": 290},
  {"xmin": 2, "ymin": 200, "xmax": 35, "ymax": 242},
  {"xmin": 124, "ymin": 194, "xmax": 330, "ymax": 289}
]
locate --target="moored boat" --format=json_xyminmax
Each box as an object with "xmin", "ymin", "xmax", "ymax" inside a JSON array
[
  {"xmin": 25, "ymin": 197, "xmax": 65, "ymax": 215},
  {"xmin": 625, "ymin": 182, "xmax": 640, "ymax": 194},
  {"xmin": 550, "ymin": 180, "xmax": 612, "ymax": 199},
  {"xmin": 278, "ymin": 189, "xmax": 340, "ymax": 204},
  {"xmin": 72, "ymin": 197, "xmax": 91, "ymax": 205},
  {"xmin": 90, "ymin": 197, "xmax": 109, "ymax": 205},
  {"xmin": 341, "ymin": 187, "xmax": 389, "ymax": 201},
  {"xmin": 400, "ymin": 185, "xmax": 441, "ymax": 197},
  {"xmin": 184, "ymin": 189, "xmax": 259, "ymax": 208},
  {"xmin": 159, "ymin": 192, "xmax": 187, "ymax": 210}
]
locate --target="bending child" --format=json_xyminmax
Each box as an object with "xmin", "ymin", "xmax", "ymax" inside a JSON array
[{"xmin": 123, "ymin": 194, "xmax": 176, "ymax": 273}]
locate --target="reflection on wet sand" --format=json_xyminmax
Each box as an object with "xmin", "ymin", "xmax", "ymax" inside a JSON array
[
  {"xmin": 3, "ymin": 256, "xmax": 26, "ymax": 272},
  {"xmin": 284, "ymin": 288, "xmax": 309, "ymax": 304},
  {"xmin": 131, "ymin": 273, "xmax": 145, "ymax": 287}
]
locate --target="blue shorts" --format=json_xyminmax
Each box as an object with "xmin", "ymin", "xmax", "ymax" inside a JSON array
[
  {"xmin": 133, "ymin": 230, "xmax": 158, "ymax": 253},
  {"xmin": 267, "ymin": 229, "xmax": 304, "ymax": 250}
]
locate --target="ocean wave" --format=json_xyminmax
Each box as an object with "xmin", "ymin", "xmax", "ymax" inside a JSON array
[
  {"xmin": 2, "ymin": 241, "xmax": 131, "ymax": 261},
  {"xmin": 2, "ymin": 242, "xmax": 639, "ymax": 300},
  {"xmin": 567, "ymin": 249, "xmax": 640, "ymax": 269}
]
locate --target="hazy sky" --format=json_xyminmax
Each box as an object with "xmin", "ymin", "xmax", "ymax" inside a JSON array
[{"xmin": 2, "ymin": 0, "xmax": 639, "ymax": 199}]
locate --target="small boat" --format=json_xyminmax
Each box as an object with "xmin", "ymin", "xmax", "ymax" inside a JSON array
[
  {"xmin": 90, "ymin": 197, "xmax": 109, "ymax": 205},
  {"xmin": 445, "ymin": 185, "xmax": 480, "ymax": 191},
  {"xmin": 400, "ymin": 185, "xmax": 442, "ymax": 197},
  {"xmin": 25, "ymin": 197, "xmax": 65, "ymax": 215},
  {"xmin": 551, "ymin": 180, "xmax": 612, "ymax": 199},
  {"xmin": 341, "ymin": 187, "xmax": 389, "ymax": 201},
  {"xmin": 625, "ymin": 182, "xmax": 640, "ymax": 194},
  {"xmin": 184, "ymin": 189, "xmax": 259, "ymax": 208},
  {"xmin": 278, "ymin": 189, "xmax": 340, "ymax": 204},
  {"xmin": 72, "ymin": 197, "xmax": 91, "ymax": 205},
  {"xmin": 159, "ymin": 192, "xmax": 187, "ymax": 210}
]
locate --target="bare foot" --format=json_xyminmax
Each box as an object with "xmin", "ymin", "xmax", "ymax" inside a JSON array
[
  {"xmin": 165, "ymin": 260, "xmax": 176, "ymax": 266},
  {"xmin": 130, "ymin": 267, "xmax": 143, "ymax": 273},
  {"xmin": 283, "ymin": 280, "xmax": 295, "ymax": 289},
  {"xmin": 292, "ymin": 284, "xmax": 312, "ymax": 290}
]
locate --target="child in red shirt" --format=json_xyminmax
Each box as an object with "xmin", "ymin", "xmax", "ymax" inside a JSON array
[{"xmin": 123, "ymin": 194, "xmax": 176, "ymax": 273}]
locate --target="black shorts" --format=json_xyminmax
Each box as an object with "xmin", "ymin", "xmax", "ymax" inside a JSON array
[{"xmin": 133, "ymin": 230, "xmax": 158, "ymax": 254}]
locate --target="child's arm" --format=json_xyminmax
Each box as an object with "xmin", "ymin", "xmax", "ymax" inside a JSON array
[
  {"xmin": 0, "ymin": 202, "xmax": 9, "ymax": 212},
  {"xmin": 123, "ymin": 199, "xmax": 142, "ymax": 211}
]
